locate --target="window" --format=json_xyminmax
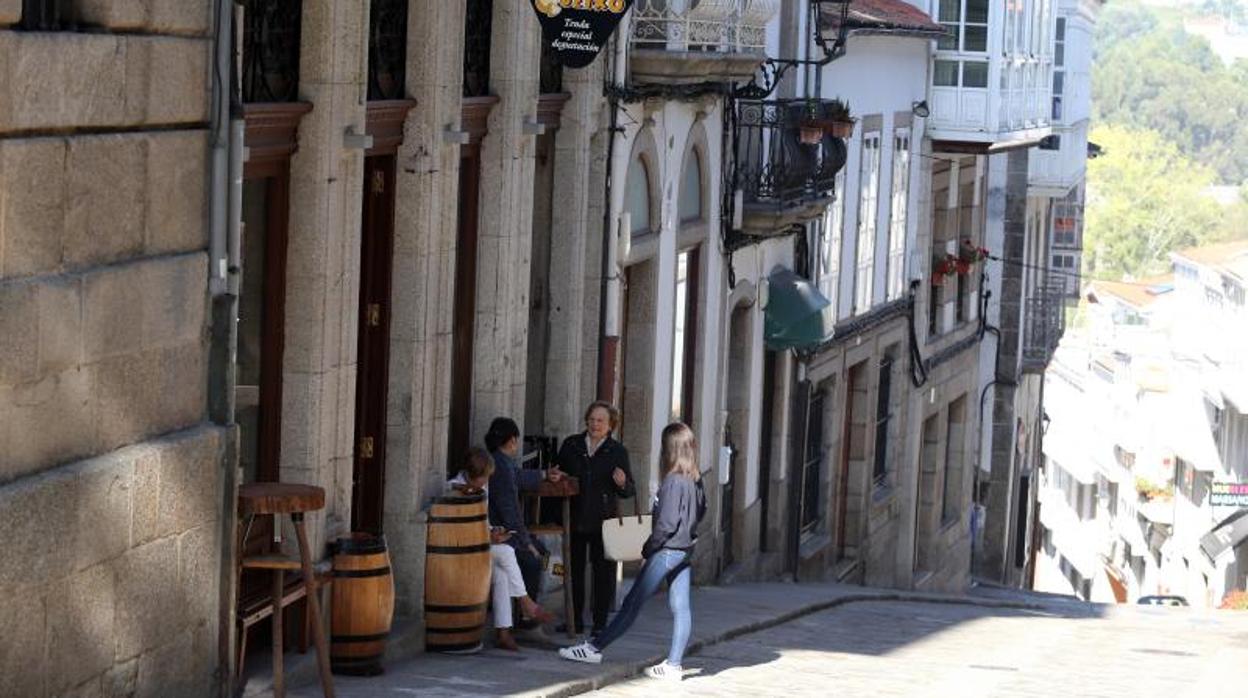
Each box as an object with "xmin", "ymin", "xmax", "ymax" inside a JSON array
[
  {"xmin": 463, "ymin": 0, "xmax": 494, "ymax": 97},
  {"xmin": 1053, "ymin": 254, "xmax": 1076, "ymax": 270},
  {"xmin": 873, "ymin": 354, "xmax": 894, "ymax": 487},
  {"xmin": 816, "ymin": 170, "xmax": 846, "ymax": 314},
  {"xmin": 671, "ymin": 249, "xmax": 699, "ymax": 424},
  {"xmin": 938, "ymin": 0, "xmax": 989, "ymax": 53},
  {"xmin": 801, "ymin": 389, "xmax": 826, "ymax": 535},
  {"xmin": 1052, "ymin": 18, "xmax": 1066, "ymax": 121},
  {"xmin": 886, "ymin": 130, "xmax": 911, "ymax": 301},
  {"xmin": 854, "ymin": 133, "xmax": 882, "ymax": 314},
  {"xmin": 678, "ymin": 150, "xmax": 703, "ymax": 224},
  {"xmin": 941, "ymin": 398, "xmax": 967, "ymax": 524},
  {"xmin": 626, "ymin": 157, "xmax": 652, "ymax": 236}
]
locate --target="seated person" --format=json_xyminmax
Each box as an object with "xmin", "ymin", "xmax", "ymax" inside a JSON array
[{"xmin": 448, "ymin": 448, "xmax": 555, "ymax": 650}]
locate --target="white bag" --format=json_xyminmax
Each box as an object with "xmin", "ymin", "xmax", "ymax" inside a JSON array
[{"xmin": 602, "ymin": 498, "xmax": 650, "ymax": 562}]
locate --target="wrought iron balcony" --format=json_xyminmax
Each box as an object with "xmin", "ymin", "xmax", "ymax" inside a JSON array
[
  {"xmin": 1022, "ymin": 282, "xmax": 1067, "ymax": 372},
  {"xmin": 629, "ymin": 0, "xmax": 780, "ymax": 85},
  {"xmin": 731, "ymin": 99, "xmax": 848, "ymax": 235}
]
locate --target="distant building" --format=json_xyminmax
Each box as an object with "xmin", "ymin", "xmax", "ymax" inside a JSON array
[{"xmin": 1037, "ymin": 240, "xmax": 1248, "ymax": 607}]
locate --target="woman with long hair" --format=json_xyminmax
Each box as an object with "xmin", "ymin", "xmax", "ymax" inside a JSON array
[{"xmin": 558, "ymin": 422, "xmax": 707, "ymax": 682}]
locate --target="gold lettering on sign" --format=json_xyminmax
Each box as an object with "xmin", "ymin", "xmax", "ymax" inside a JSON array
[{"xmin": 557, "ymin": 0, "xmax": 624, "ymax": 11}]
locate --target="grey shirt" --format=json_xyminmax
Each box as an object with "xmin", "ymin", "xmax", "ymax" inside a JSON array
[{"xmin": 641, "ymin": 474, "xmax": 707, "ymax": 559}]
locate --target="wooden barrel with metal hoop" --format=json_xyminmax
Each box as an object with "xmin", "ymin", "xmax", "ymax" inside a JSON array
[
  {"xmin": 424, "ymin": 494, "xmax": 492, "ymax": 652},
  {"xmin": 330, "ymin": 533, "xmax": 394, "ymax": 675}
]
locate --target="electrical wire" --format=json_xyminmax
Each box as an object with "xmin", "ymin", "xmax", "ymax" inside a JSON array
[{"xmin": 984, "ymin": 253, "xmax": 1170, "ymax": 289}]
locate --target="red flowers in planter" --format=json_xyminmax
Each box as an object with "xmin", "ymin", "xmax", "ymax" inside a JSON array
[{"xmin": 932, "ymin": 240, "xmax": 991, "ymax": 285}]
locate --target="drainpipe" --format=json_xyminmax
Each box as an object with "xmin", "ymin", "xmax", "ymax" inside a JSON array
[
  {"xmin": 596, "ymin": 18, "xmax": 631, "ymax": 401},
  {"xmin": 208, "ymin": 0, "xmax": 244, "ymax": 692}
]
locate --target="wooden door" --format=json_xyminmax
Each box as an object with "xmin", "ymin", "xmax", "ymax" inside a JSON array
[
  {"xmin": 351, "ymin": 155, "xmax": 397, "ymax": 534},
  {"xmin": 450, "ymin": 146, "xmax": 482, "ymax": 473}
]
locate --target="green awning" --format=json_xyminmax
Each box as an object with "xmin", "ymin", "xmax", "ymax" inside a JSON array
[{"xmin": 764, "ymin": 267, "xmax": 836, "ymax": 351}]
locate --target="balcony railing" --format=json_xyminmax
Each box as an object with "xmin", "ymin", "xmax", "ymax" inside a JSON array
[
  {"xmin": 629, "ymin": 0, "xmax": 779, "ymax": 85},
  {"xmin": 1022, "ymin": 283, "xmax": 1067, "ymax": 371},
  {"xmin": 732, "ymin": 99, "xmax": 847, "ymax": 234},
  {"xmin": 632, "ymin": 0, "xmax": 774, "ymax": 52}
]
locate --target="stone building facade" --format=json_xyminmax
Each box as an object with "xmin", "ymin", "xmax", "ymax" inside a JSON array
[
  {"xmin": 0, "ymin": 1, "xmax": 1077, "ymax": 694},
  {"xmin": 0, "ymin": 3, "xmax": 227, "ymax": 697}
]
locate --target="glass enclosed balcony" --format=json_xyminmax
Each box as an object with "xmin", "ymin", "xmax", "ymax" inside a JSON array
[
  {"xmin": 629, "ymin": 0, "xmax": 780, "ymax": 85},
  {"xmin": 927, "ymin": 0, "xmax": 1055, "ymax": 146}
]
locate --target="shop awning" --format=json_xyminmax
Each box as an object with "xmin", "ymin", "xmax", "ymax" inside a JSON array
[
  {"xmin": 1200, "ymin": 509, "xmax": 1248, "ymax": 565},
  {"xmin": 764, "ymin": 267, "xmax": 836, "ymax": 351}
]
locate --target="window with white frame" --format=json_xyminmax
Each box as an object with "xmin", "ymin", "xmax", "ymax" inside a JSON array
[
  {"xmin": 886, "ymin": 130, "xmax": 911, "ymax": 301},
  {"xmin": 626, "ymin": 156, "xmax": 652, "ymax": 237},
  {"xmin": 817, "ymin": 170, "xmax": 846, "ymax": 313},
  {"xmin": 938, "ymin": 0, "xmax": 989, "ymax": 53},
  {"xmin": 854, "ymin": 133, "xmax": 882, "ymax": 314}
]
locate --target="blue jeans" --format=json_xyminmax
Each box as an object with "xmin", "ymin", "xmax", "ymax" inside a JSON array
[{"xmin": 591, "ymin": 548, "xmax": 692, "ymax": 666}]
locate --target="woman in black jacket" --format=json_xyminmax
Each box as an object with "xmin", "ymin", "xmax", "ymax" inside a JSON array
[{"xmin": 553, "ymin": 401, "xmax": 635, "ymax": 635}]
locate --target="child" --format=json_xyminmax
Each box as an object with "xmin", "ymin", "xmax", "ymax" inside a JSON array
[
  {"xmin": 557, "ymin": 422, "xmax": 707, "ymax": 682},
  {"xmin": 449, "ymin": 448, "xmax": 555, "ymax": 650}
]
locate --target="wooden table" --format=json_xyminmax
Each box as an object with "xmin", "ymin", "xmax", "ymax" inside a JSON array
[{"xmin": 522, "ymin": 476, "xmax": 579, "ymax": 638}]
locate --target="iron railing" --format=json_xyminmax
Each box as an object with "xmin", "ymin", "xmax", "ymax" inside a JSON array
[
  {"xmin": 240, "ymin": 0, "xmax": 303, "ymax": 103},
  {"xmin": 630, "ymin": 0, "xmax": 778, "ymax": 52},
  {"xmin": 733, "ymin": 99, "xmax": 847, "ymax": 215},
  {"xmin": 368, "ymin": 0, "xmax": 408, "ymax": 100},
  {"xmin": 1022, "ymin": 281, "xmax": 1067, "ymax": 370}
]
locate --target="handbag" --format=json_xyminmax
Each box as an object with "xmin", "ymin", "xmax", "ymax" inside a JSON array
[{"xmin": 601, "ymin": 495, "xmax": 650, "ymax": 562}]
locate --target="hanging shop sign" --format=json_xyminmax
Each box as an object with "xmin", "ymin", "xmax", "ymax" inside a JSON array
[{"xmin": 530, "ymin": 0, "xmax": 634, "ymax": 69}]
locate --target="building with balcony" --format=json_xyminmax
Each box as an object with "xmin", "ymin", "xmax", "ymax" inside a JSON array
[
  {"xmin": 927, "ymin": 0, "xmax": 1055, "ymax": 148},
  {"xmin": 1035, "ymin": 240, "xmax": 1248, "ymax": 607},
  {"xmin": 630, "ymin": 0, "xmax": 778, "ymax": 84}
]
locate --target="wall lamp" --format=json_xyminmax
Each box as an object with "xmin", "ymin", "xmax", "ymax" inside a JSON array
[{"xmin": 912, "ymin": 100, "xmax": 930, "ymax": 118}]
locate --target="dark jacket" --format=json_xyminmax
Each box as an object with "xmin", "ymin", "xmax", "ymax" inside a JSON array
[
  {"xmin": 487, "ymin": 450, "xmax": 544, "ymax": 554},
  {"xmin": 556, "ymin": 433, "xmax": 635, "ymax": 532},
  {"xmin": 641, "ymin": 475, "xmax": 707, "ymax": 559}
]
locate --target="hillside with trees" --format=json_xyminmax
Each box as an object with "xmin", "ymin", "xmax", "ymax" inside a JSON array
[{"xmin": 1084, "ymin": 0, "xmax": 1248, "ymax": 279}]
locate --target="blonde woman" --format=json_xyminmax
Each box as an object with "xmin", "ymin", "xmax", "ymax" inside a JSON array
[{"xmin": 558, "ymin": 422, "xmax": 707, "ymax": 682}]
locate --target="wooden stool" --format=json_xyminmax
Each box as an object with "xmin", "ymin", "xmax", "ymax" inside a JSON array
[{"xmin": 238, "ymin": 483, "xmax": 335, "ymax": 698}]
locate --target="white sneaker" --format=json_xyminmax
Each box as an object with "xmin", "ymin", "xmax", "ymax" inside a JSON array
[
  {"xmin": 558, "ymin": 641, "xmax": 603, "ymax": 664},
  {"xmin": 644, "ymin": 661, "xmax": 683, "ymax": 682}
]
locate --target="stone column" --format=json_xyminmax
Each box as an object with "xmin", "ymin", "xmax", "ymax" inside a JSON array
[
  {"xmin": 279, "ymin": 0, "xmax": 369, "ymax": 555},
  {"xmin": 470, "ymin": 1, "xmax": 542, "ymax": 438},
  {"xmin": 542, "ymin": 57, "xmax": 608, "ymax": 438},
  {"xmin": 384, "ymin": 0, "xmax": 468, "ymax": 618}
]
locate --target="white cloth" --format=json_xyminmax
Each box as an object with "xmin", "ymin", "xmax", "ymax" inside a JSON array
[{"xmin": 490, "ymin": 543, "xmax": 528, "ymax": 628}]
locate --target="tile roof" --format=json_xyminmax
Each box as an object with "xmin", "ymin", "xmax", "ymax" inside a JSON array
[
  {"xmin": 1173, "ymin": 239, "xmax": 1248, "ymax": 281},
  {"xmin": 1086, "ymin": 275, "xmax": 1173, "ymax": 309},
  {"xmin": 820, "ymin": 0, "xmax": 947, "ymax": 37}
]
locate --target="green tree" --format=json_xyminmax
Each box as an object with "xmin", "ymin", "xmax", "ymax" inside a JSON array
[
  {"xmin": 1085, "ymin": 125, "xmax": 1224, "ymax": 279},
  {"xmin": 1092, "ymin": 2, "xmax": 1248, "ymax": 184}
]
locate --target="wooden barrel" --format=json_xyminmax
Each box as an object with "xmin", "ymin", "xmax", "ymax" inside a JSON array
[
  {"xmin": 330, "ymin": 533, "xmax": 394, "ymax": 676},
  {"xmin": 424, "ymin": 494, "xmax": 492, "ymax": 652}
]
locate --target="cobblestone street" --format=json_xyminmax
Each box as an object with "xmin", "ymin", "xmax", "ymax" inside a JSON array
[
  {"xmin": 281, "ymin": 582, "xmax": 1248, "ymax": 698},
  {"xmin": 596, "ymin": 598, "xmax": 1248, "ymax": 698}
]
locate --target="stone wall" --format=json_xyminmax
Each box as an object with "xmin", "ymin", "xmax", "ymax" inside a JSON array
[
  {"xmin": 0, "ymin": 6, "xmax": 222, "ymax": 695},
  {"xmin": 0, "ymin": 427, "xmax": 227, "ymax": 698}
]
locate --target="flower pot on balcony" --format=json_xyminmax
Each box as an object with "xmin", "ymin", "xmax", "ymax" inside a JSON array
[
  {"xmin": 827, "ymin": 119, "xmax": 854, "ymax": 138},
  {"xmin": 799, "ymin": 125, "xmax": 823, "ymax": 145}
]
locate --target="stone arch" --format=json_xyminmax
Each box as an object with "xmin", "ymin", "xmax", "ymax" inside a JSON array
[{"xmin": 624, "ymin": 127, "xmax": 662, "ymax": 240}]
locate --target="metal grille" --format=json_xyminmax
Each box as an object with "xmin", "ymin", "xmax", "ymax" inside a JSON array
[
  {"xmin": 241, "ymin": 0, "xmax": 303, "ymax": 103},
  {"xmin": 801, "ymin": 391, "xmax": 825, "ymax": 535},
  {"xmin": 368, "ymin": 0, "xmax": 409, "ymax": 100},
  {"xmin": 1022, "ymin": 277, "xmax": 1067, "ymax": 370},
  {"xmin": 462, "ymin": 0, "xmax": 493, "ymax": 97},
  {"xmin": 873, "ymin": 356, "xmax": 893, "ymax": 486}
]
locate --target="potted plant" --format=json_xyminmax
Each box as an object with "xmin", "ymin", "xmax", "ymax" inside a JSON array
[
  {"xmin": 800, "ymin": 99, "xmax": 855, "ymax": 139},
  {"xmin": 931, "ymin": 253, "xmax": 958, "ymax": 286}
]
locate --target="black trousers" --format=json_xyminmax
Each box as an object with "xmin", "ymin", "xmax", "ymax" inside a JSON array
[
  {"xmin": 569, "ymin": 529, "xmax": 616, "ymax": 632},
  {"xmin": 515, "ymin": 546, "xmax": 543, "ymax": 600}
]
